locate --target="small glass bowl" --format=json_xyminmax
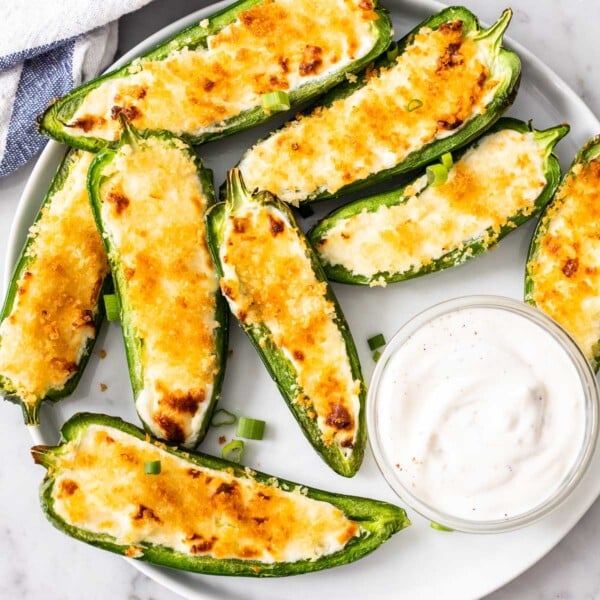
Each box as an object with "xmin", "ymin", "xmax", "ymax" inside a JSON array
[{"xmin": 367, "ymin": 295, "xmax": 599, "ymax": 533}]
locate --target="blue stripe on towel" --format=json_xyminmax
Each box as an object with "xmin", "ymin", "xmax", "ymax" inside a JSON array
[
  {"xmin": 0, "ymin": 35, "xmax": 78, "ymax": 72},
  {"xmin": 0, "ymin": 40, "xmax": 75, "ymax": 177}
]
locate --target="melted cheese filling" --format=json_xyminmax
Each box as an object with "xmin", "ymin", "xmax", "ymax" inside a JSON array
[
  {"xmin": 239, "ymin": 20, "xmax": 501, "ymax": 204},
  {"xmin": 99, "ymin": 137, "xmax": 219, "ymax": 446},
  {"xmin": 67, "ymin": 0, "xmax": 379, "ymax": 140},
  {"xmin": 317, "ymin": 129, "xmax": 547, "ymax": 278},
  {"xmin": 220, "ymin": 204, "xmax": 360, "ymax": 453},
  {"xmin": 51, "ymin": 425, "xmax": 360, "ymax": 562},
  {"xmin": 529, "ymin": 158, "xmax": 600, "ymax": 365},
  {"xmin": 0, "ymin": 152, "xmax": 109, "ymax": 405}
]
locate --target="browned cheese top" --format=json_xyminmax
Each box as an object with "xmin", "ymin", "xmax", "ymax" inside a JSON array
[
  {"xmin": 51, "ymin": 425, "xmax": 360, "ymax": 563},
  {"xmin": 0, "ymin": 151, "xmax": 109, "ymax": 405},
  {"xmin": 219, "ymin": 203, "xmax": 361, "ymax": 453},
  {"xmin": 240, "ymin": 19, "xmax": 501, "ymax": 204},
  {"xmin": 99, "ymin": 137, "xmax": 220, "ymax": 446},
  {"xmin": 529, "ymin": 157, "xmax": 600, "ymax": 365},
  {"xmin": 317, "ymin": 129, "xmax": 547, "ymax": 280},
  {"xmin": 67, "ymin": 0, "xmax": 380, "ymax": 140}
]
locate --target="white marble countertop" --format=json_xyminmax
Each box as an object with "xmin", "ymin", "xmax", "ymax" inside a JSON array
[{"xmin": 0, "ymin": 1, "xmax": 599, "ymax": 598}]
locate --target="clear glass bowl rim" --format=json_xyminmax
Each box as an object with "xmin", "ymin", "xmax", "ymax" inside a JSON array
[{"xmin": 366, "ymin": 295, "xmax": 600, "ymax": 534}]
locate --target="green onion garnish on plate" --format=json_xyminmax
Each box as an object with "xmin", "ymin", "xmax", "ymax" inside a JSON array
[
  {"xmin": 236, "ymin": 417, "xmax": 266, "ymax": 440},
  {"xmin": 406, "ymin": 98, "xmax": 423, "ymax": 112},
  {"xmin": 261, "ymin": 91, "xmax": 291, "ymax": 112},
  {"xmin": 144, "ymin": 460, "xmax": 161, "ymax": 475},
  {"xmin": 426, "ymin": 163, "xmax": 448, "ymax": 187},
  {"xmin": 441, "ymin": 152, "xmax": 453, "ymax": 170},
  {"xmin": 211, "ymin": 408, "xmax": 237, "ymax": 427},
  {"xmin": 430, "ymin": 521, "xmax": 454, "ymax": 532},
  {"xmin": 222, "ymin": 439, "xmax": 245, "ymax": 463},
  {"xmin": 368, "ymin": 333, "xmax": 386, "ymax": 351},
  {"xmin": 103, "ymin": 294, "xmax": 120, "ymax": 322}
]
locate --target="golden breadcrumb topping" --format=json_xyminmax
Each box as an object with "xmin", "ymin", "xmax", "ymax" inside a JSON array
[
  {"xmin": 317, "ymin": 129, "xmax": 546, "ymax": 278},
  {"xmin": 529, "ymin": 157, "xmax": 600, "ymax": 365},
  {"xmin": 0, "ymin": 152, "xmax": 109, "ymax": 406},
  {"xmin": 52, "ymin": 425, "xmax": 359, "ymax": 562},
  {"xmin": 240, "ymin": 20, "xmax": 500, "ymax": 203},
  {"xmin": 99, "ymin": 137, "xmax": 219, "ymax": 446},
  {"xmin": 67, "ymin": 0, "xmax": 380, "ymax": 140},
  {"xmin": 220, "ymin": 204, "xmax": 360, "ymax": 451}
]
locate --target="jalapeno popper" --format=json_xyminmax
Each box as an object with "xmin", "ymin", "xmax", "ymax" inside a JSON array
[
  {"xmin": 237, "ymin": 7, "xmax": 521, "ymax": 205},
  {"xmin": 309, "ymin": 119, "xmax": 568, "ymax": 285},
  {"xmin": 0, "ymin": 151, "xmax": 110, "ymax": 424},
  {"xmin": 87, "ymin": 125, "xmax": 227, "ymax": 447},
  {"xmin": 206, "ymin": 170, "xmax": 365, "ymax": 477},
  {"xmin": 32, "ymin": 413, "xmax": 409, "ymax": 576},
  {"xmin": 39, "ymin": 0, "xmax": 391, "ymax": 151},
  {"xmin": 526, "ymin": 136, "xmax": 600, "ymax": 371}
]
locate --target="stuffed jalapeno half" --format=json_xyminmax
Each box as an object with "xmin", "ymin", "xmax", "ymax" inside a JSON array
[
  {"xmin": 0, "ymin": 150, "xmax": 110, "ymax": 424},
  {"xmin": 206, "ymin": 170, "xmax": 365, "ymax": 477},
  {"xmin": 32, "ymin": 413, "xmax": 409, "ymax": 575},
  {"xmin": 309, "ymin": 119, "xmax": 568, "ymax": 285},
  {"xmin": 526, "ymin": 135, "xmax": 600, "ymax": 371},
  {"xmin": 237, "ymin": 6, "xmax": 521, "ymax": 205},
  {"xmin": 39, "ymin": 0, "xmax": 392, "ymax": 151},
  {"xmin": 87, "ymin": 124, "xmax": 227, "ymax": 447}
]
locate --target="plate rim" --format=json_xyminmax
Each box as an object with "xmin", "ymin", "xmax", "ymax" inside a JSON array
[{"xmin": 6, "ymin": 0, "xmax": 600, "ymax": 598}]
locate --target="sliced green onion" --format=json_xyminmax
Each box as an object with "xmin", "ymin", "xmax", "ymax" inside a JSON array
[
  {"xmin": 372, "ymin": 349, "xmax": 382, "ymax": 362},
  {"xmin": 367, "ymin": 333, "xmax": 386, "ymax": 351},
  {"xmin": 386, "ymin": 42, "xmax": 399, "ymax": 62},
  {"xmin": 222, "ymin": 439, "xmax": 245, "ymax": 463},
  {"xmin": 426, "ymin": 164, "xmax": 448, "ymax": 187},
  {"xmin": 211, "ymin": 408, "xmax": 237, "ymax": 427},
  {"xmin": 406, "ymin": 98, "xmax": 423, "ymax": 112},
  {"xmin": 441, "ymin": 152, "xmax": 453, "ymax": 170},
  {"xmin": 261, "ymin": 91, "xmax": 291, "ymax": 113},
  {"xmin": 430, "ymin": 521, "xmax": 454, "ymax": 532},
  {"xmin": 144, "ymin": 460, "xmax": 161, "ymax": 475},
  {"xmin": 237, "ymin": 416, "xmax": 266, "ymax": 440},
  {"xmin": 297, "ymin": 204, "xmax": 314, "ymax": 218},
  {"xmin": 103, "ymin": 294, "xmax": 120, "ymax": 321}
]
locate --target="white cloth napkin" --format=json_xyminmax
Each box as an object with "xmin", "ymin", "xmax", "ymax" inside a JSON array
[{"xmin": 0, "ymin": 0, "xmax": 156, "ymax": 177}]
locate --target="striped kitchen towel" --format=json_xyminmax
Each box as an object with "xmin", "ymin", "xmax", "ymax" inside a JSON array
[{"xmin": 0, "ymin": 0, "xmax": 156, "ymax": 178}]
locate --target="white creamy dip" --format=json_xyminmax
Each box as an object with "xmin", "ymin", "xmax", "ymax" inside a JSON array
[{"xmin": 374, "ymin": 304, "xmax": 588, "ymax": 523}]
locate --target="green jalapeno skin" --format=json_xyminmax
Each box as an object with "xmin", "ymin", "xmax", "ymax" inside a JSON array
[
  {"xmin": 87, "ymin": 125, "xmax": 228, "ymax": 447},
  {"xmin": 32, "ymin": 412, "xmax": 410, "ymax": 576},
  {"xmin": 309, "ymin": 118, "xmax": 568, "ymax": 285},
  {"xmin": 525, "ymin": 135, "xmax": 600, "ymax": 371},
  {"xmin": 234, "ymin": 6, "xmax": 521, "ymax": 205},
  {"xmin": 0, "ymin": 150, "xmax": 110, "ymax": 424},
  {"xmin": 38, "ymin": 0, "xmax": 392, "ymax": 152},
  {"xmin": 206, "ymin": 169, "xmax": 366, "ymax": 477}
]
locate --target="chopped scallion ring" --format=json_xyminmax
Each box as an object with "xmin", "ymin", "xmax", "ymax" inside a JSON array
[
  {"xmin": 430, "ymin": 521, "xmax": 454, "ymax": 532},
  {"xmin": 144, "ymin": 460, "xmax": 161, "ymax": 475},
  {"xmin": 426, "ymin": 164, "xmax": 448, "ymax": 187},
  {"xmin": 372, "ymin": 349, "xmax": 382, "ymax": 362},
  {"xmin": 406, "ymin": 99, "xmax": 423, "ymax": 112},
  {"xmin": 261, "ymin": 91, "xmax": 291, "ymax": 113},
  {"xmin": 367, "ymin": 333, "xmax": 386, "ymax": 351},
  {"xmin": 441, "ymin": 152, "xmax": 453, "ymax": 170},
  {"xmin": 211, "ymin": 408, "xmax": 237, "ymax": 427},
  {"xmin": 104, "ymin": 294, "xmax": 120, "ymax": 321},
  {"xmin": 386, "ymin": 42, "xmax": 399, "ymax": 62},
  {"xmin": 237, "ymin": 417, "xmax": 266, "ymax": 440},
  {"xmin": 221, "ymin": 439, "xmax": 245, "ymax": 463}
]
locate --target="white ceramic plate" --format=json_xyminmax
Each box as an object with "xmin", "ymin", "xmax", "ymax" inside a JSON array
[{"xmin": 6, "ymin": 0, "xmax": 600, "ymax": 598}]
